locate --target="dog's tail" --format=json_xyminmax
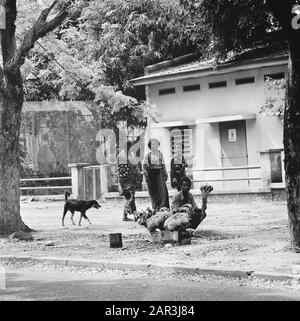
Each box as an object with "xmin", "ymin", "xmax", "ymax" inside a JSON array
[{"xmin": 65, "ymin": 191, "xmax": 71, "ymax": 201}]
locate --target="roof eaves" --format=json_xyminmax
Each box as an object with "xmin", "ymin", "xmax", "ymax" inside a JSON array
[{"xmin": 130, "ymin": 54, "xmax": 288, "ymax": 86}]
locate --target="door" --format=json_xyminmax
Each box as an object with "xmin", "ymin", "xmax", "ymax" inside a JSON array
[{"xmin": 219, "ymin": 120, "xmax": 249, "ymax": 189}]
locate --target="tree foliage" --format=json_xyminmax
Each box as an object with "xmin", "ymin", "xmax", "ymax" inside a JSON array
[
  {"xmin": 180, "ymin": 0, "xmax": 281, "ymax": 60},
  {"xmin": 18, "ymin": 0, "xmax": 202, "ymax": 129},
  {"xmin": 260, "ymin": 78, "xmax": 285, "ymax": 121},
  {"xmin": 191, "ymin": 0, "xmax": 300, "ymax": 249},
  {"xmin": 0, "ymin": 0, "xmax": 85, "ymax": 233},
  {"xmin": 77, "ymin": 0, "xmax": 199, "ymax": 99}
]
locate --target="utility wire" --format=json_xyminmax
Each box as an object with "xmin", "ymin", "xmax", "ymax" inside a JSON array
[
  {"xmin": 35, "ymin": 40, "xmax": 101, "ymax": 118},
  {"xmin": 36, "ymin": 40, "xmax": 87, "ymax": 90}
]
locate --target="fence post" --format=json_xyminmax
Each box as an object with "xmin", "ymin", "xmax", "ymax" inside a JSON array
[
  {"xmin": 68, "ymin": 163, "xmax": 89, "ymax": 199},
  {"xmin": 260, "ymin": 151, "xmax": 272, "ymax": 188},
  {"xmin": 281, "ymin": 149, "xmax": 286, "ymax": 186},
  {"xmin": 0, "ymin": 0, "xmax": 6, "ymax": 30},
  {"xmin": 100, "ymin": 165, "xmax": 108, "ymax": 195},
  {"xmin": 0, "ymin": 265, "xmax": 5, "ymax": 290}
]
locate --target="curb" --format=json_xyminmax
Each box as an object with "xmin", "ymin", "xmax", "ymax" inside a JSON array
[
  {"xmin": 251, "ymin": 271, "xmax": 300, "ymax": 283},
  {"xmin": 0, "ymin": 255, "xmax": 299, "ymax": 283}
]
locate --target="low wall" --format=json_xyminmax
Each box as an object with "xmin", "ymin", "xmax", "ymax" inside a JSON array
[{"xmin": 104, "ymin": 188, "xmax": 287, "ymax": 205}]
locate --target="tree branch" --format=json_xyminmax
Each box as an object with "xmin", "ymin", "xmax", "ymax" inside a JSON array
[{"xmin": 5, "ymin": 0, "xmax": 71, "ymax": 73}]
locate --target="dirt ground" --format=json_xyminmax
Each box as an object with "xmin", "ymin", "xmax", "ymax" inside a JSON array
[{"xmin": 1, "ymin": 199, "xmax": 300, "ymax": 275}]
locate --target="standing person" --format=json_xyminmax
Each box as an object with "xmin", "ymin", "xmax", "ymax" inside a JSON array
[
  {"xmin": 143, "ymin": 138, "xmax": 170, "ymax": 210},
  {"xmin": 118, "ymin": 141, "xmax": 142, "ymax": 221},
  {"xmin": 170, "ymin": 142, "xmax": 188, "ymax": 191}
]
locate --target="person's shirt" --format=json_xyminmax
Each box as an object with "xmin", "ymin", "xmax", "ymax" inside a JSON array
[
  {"xmin": 118, "ymin": 163, "xmax": 133, "ymax": 179},
  {"xmin": 171, "ymin": 155, "xmax": 187, "ymax": 174},
  {"xmin": 142, "ymin": 150, "xmax": 168, "ymax": 180},
  {"xmin": 171, "ymin": 190, "xmax": 197, "ymax": 212},
  {"xmin": 118, "ymin": 151, "xmax": 137, "ymax": 180},
  {"xmin": 170, "ymin": 155, "xmax": 187, "ymax": 184}
]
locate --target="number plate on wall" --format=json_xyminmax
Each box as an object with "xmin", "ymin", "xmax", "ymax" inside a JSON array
[{"xmin": 228, "ymin": 129, "xmax": 237, "ymax": 142}]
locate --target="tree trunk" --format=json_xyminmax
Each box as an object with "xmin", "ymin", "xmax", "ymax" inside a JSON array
[
  {"xmin": 0, "ymin": 76, "xmax": 29, "ymax": 234},
  {"xmin": 284, "ymin": 40, "xmax": 300, "ymax": 248},
  {"xmin": 0, "ymin": 0, "xmax": 72, "ymax": 235}
]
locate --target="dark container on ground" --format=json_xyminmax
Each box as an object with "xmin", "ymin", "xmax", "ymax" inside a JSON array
[{"xmin": 109, "ymin": 233, "xmax": 123, "ymax": 248}]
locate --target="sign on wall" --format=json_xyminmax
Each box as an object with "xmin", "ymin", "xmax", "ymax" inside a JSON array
[
  {"xmin": 228, "ymin": 128, "xmax": 237, "ymax": 142},
  {"xmin": 0, "ymin": 0, "xmax": 5, "ymax": 30}
]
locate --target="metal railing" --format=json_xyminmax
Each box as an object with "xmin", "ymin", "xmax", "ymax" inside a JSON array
[
  {"xmin": 186, "ymin": 165, "xmax": 261, "ymax": 183},
  {"xmin": 20, "ymin": 176, "xmax": 72, "ymax": 191},
  {"xmin": 270, "ymin": 149, "xmax": 286, "ymax": 188},
  {"xmin": 110, "ymin": 164, "xmax": 262, "ymax": 184}
]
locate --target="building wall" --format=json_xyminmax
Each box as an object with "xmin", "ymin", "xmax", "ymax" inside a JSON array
[
  {"xmin": 145, "ymin": 63, "xmax": 286, "ymax": 189},
  {"xmin": 147, "ymin": 65, "xmax": 286, "ymax": 122},
  {"xmin": 21, "ymin": 102, "xmax": 98, "ymax": 178}
]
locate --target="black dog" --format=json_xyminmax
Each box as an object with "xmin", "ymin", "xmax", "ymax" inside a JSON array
[{"xmin": 62, "ymin": 191, "xmax": 101, "ymax": 227}]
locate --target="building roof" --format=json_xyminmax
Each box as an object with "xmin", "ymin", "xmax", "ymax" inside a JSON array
[{"xmin": 130, "ymin": 45, "xmax": 288, "ymax": 86}]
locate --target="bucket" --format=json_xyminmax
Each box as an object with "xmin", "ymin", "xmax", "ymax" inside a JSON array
[{"xmin": 109, "ymin": 233, "xmax": 123, "ymax": 248}]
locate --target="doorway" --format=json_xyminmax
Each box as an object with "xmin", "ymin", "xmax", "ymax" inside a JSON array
[{"xmin": 219, "ymin": 120, "xmax": 249, "ymax": 188}]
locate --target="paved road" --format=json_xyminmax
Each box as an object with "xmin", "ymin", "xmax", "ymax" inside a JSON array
[{"xmin": 1, "ymin": 268, "xmax": 300, "ymax": 301}]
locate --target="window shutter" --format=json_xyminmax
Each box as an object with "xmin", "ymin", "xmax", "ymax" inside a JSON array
[{"xmin": 170, "ymin": 127, "xmax": 192, "ymax": 161}]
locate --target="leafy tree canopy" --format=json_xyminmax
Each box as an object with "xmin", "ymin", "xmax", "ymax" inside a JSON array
[
  {"xmin": 177, "ymin": 0, "xmax": 289, "ymax": 119},
  {"xmin": 17, "ymin": 0, "xmax": 203, "ymax": 128},
  {"xmin": 17, "ymin": 0, "xmax": 288, "ymax": 127},
  {"xmin": 180, "ymin": 0, "xmax": 283, "ymax": 60},
  {"xmin": 77, "ymin": 0, "xmax": 201, "ymax": 99}
]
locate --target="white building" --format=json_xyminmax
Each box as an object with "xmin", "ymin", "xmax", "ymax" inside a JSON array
[{"xmin": 130, "ymin": 53, "xmax": 288, "ymax": 193}]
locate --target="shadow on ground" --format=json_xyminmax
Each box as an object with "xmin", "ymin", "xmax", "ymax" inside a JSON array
[{"xmin": 194, "ymin": 229, "xmax": 240, "ymax": 241}]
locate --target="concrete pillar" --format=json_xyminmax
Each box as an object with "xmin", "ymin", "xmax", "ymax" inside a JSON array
[
  {"xmin": 260, "ymin": 151, "xmax": 272, "ymax": 188},
  {"xmin": 92, "ymin": 168, "xmax": 97, "ymax": 200},
  {"xmin": 99, "ymin": 165, "xmax": 108, "ymax": 195},
  {"xmin": 281, "ymin": 150, "xmax": 286, "ymax": 185},
  {"xmin": 144, "ymin": 119, "xmax": 152, "ymax": 159},
  {"xmin": 193, "ymin": 125, "xmax": 205, "ymax": 189},
  {"xmin": 0, "ymin": 0, "xmax": 6, "ymax": 30},
  {"xmin": 160, "ymin": 127, "xmax": 171, "ymax": 178},
  {"xmin": 68, "ymin": 163, "xmax": 89, "ymax": 199}
]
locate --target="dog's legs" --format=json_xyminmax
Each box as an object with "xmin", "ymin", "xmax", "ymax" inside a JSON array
[
  {"xmin": 78, "ymin": 213, "xmax": 83, "ymax": 226},
  {"xmin": 81, "ymin": 212, "xmax": 92, "ymax": 225},
  {"xmin": 70, "ymin": 211, "xmax": 76, "ymax": 225},
  {"xmin": 62, "ymin": 206, "xmax": 68, "ymax": 226}
]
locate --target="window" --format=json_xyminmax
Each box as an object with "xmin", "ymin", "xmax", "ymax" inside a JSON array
[
  {"xmin": 235, "ymin": 77, "xmax": 255, "ymax": 85},
  {"xmin": 264, "ymin": 72, "xmax": 285, "ymax": 81},
  {"xmin": 270, "ymin": 150, "xmax": 283, "ymax": 183},
  {"xmin": 169, "ymin": 126, "xmax": 193, "ymax": 184},
  {"xmin": 159, "ymin": 87, "xmax": 176, "ymax": 95},
  {"xmin": 209, "ymin": 81, "xmax": 227, "ymax": 89},
  {"xmin": 169, "ymin": 126, "xmax": 192, "ymax": 158},
  {"xmin": 264, "ymin": 72, "xmax": 285, "ymax": 109},
  {"xmin": 183, "ymin": 84, "xmax": 200, "ymax": 92}
]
